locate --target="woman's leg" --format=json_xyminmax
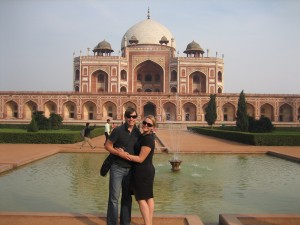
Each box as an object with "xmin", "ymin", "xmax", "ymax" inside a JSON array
[
  {"xmin": 147, "ymin": 198, "xmax": 154, "ymax": 225},
  {"xmin": 138, "ymin": 200, "xmax": 151, "ymax": 225}
]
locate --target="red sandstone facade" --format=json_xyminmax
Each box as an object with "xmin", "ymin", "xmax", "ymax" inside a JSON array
[{"xmin": 0, "ymin": 15, "xmax": 299, "ymax": 125}]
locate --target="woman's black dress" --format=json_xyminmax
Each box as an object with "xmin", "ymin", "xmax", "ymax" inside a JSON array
[{"xmin": 132, "ymin": 134, "xmax": 155, "ymax": 201}]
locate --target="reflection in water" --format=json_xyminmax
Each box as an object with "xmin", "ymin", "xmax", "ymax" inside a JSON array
[{"xmin": 0, "ymin": 153, "xmax": 300, "ymax": 223}]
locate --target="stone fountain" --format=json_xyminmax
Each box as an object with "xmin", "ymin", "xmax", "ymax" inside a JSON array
[
  {"xmin": 169, "ymin": 159, "xmax": 182, "ymax": 171},
  {"xmin": 167, "ymin": 121, "xmax": 183, "ymax": 171}
]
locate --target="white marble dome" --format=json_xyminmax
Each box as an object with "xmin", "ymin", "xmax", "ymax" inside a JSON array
[{"xmin": 121, "ymin": 18, "xmax": 176, "ymax": 49}]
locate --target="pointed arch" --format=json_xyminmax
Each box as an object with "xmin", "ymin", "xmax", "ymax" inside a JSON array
[
  {"xmin": 103, "ymin": 101, "xmax": 117, "ymax": 120},
  {"xmin": 143, "ymin": 102, "xmax": 156, "ymax": 118},
  {"xmin": 24, "ymin": 100, "xmax": 38, "ymax": 119},
  {"xmin": 163, "ymin": 102, "xmax": 176, "ymax": 121},
  {"xmin": 170, "ymin": 86, "xmax": 177, "ymax": 93},
  {"xmin": 182, "ymin": 102, "xmax": 197, "ymax": 121},
  {"xmin": 217, "ymin": 87, "xmax": 222, "ymax": 93},
  {"xmin": 222, "ymin": 102, "xmax": 236, "ymax": 121},
  {"xmin": 217, "ymin": 71, "xmax": 222, "ymax": 82},
  {"xmin": 134, "ymin": 60, "xmax": 164, "ymax": 93},
  {"xmin": 189, "ymin": 71, "xmax": 206, "ymax": 94},
  {"xmin": 246, "ymin": 103, "xmax": 255, "ymax": 118},
  {"xmin": 171, "ymin": 70, "xmax": 177, "ymax": 81},
  {"xmin": 279, "ymin": 103, "xmax": 293, "ymax": 122},
  {"xmin": 121, "ymin": 70, "xmax": 127, "ymax": 81},
  {"xmin": 44, "ymin": 101, "xmax": 57, "ymax": 118},
  {"xmin": 5, "ymin": 100, "xmax": 18, "ymax": 119},
  {"xmin": 91, "ymin": 70, "xmax": 109, "ymax": 93},
  {"xmin": 120, "ymin": 86, "xmax": 127, "ymax": 92},
  {"xmin": 82, "ymin": 101, "xmax": 97, "ymax": 120},
  {"xmin": 63, "ymin": 101, "xmax": 76, "ymax": 120},
  {"xmin": 260, "ymin": 103, "xmax": 274, "ymax": 121}
]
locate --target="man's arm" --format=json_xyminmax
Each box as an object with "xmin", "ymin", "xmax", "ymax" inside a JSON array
[
  {"xmin": 104, "ymin": 139, "xmax": 123, "ymax": 156},
  {"xmin": 118, "ymin": 146, "xmax": 151, "ymax": 163},
  {"xmin": 90, "ymin": 124, "xmax": 97, "ymax": 131}
]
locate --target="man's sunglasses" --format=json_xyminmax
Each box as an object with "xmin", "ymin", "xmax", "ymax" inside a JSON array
[
  {"xmin": 126, "ymin": 115, "xmax": 137, "ymax": 119},
  {"xmin": 142, "ymin": 120, "xmax": 153, "ymax": 127}
]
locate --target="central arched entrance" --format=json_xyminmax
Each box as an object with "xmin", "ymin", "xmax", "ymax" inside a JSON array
[
  {"xmin": 135, "ymin": 60, "xmax": 164, "ymax": 93},
  {"xmin": 143, "ymin": 102, "xmax": 156, "ymax": 118}
]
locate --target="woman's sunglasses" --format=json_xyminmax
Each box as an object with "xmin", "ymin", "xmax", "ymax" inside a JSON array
[
  {"xmin": 142, "ymin": 120, "xmax": 153, "ymax": 127},
  {"xmin": 126, "ymin": 115, "xmax": 137, "ymax": 119}
]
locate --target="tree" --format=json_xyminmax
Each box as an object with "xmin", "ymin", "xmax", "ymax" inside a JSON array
[
  {"xmin": 248, "ymin": 116, "xmax": 274, "ymax": 133},
  {"xmin": 32, "ymin": 111, "xmax": 51, "ymax": 130},
  {"xmin": 49, "ymin": 113, "xmax": 63, "ymax": 129},
  {"xmin": 27, "ymin": 117, "xmax": 38, "ymax": 132},
  {"xmin": 205, "ymin": 94, "xmax": 217, "ymax": 128},
  {"xmin": 236, "ymin": 90, "xmax": 249, "ymax": 132}
]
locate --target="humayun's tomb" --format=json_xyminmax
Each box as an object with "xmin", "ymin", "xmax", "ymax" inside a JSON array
[{"xmin": 0, "ymin": 11, "xmax": 300, "ymax": 126}]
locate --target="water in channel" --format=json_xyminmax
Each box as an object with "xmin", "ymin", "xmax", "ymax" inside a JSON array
[{"xmin": 0, "ymin": 153, "xmax": 299, "ymax": 223}]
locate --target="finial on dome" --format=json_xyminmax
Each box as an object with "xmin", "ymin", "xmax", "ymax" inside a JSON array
[{"xmin": 147, "ymin": 7, "xmax": 150, "ymax": 19}]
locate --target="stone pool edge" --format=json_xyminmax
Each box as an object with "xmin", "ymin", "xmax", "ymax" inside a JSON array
[
  {"xmin": 220, "ymin": 213, "xmax": 300, "ymax": 225},
  {"xmin": 0, "ymin": 212, "xmax": 204, "ymax": 225}
]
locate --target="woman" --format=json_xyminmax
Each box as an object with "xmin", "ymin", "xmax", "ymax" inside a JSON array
[{"xmin": 119, "ymin": 115, "xmax": 156, "ymax": 225}]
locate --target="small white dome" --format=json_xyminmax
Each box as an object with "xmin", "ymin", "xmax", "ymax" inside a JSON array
[{"xmin": 121, "ymin": 19, "xmax": 176, "ymax": 49}]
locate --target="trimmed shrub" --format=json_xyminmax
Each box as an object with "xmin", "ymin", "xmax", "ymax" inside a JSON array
[
  {"xmin": 27, "ymin": 118, "xmax": 38, "ymax": 132},
  {"xmin": 49, "ymin": 113, "xmax": 63, "ymax": 129},
  {"xmin": 0, "ymin": 127, "xmax": 105, "ymax": 144},
  {"xmin": 248, "ymin": 116, "xmax": 274, "ymax": 133},
  {"xmin": 188, "ymin": 127, "xmax": 300, "ymax": 146}
]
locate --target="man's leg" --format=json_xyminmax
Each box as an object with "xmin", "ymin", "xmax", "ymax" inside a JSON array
[
  {"xmin": 104, "ymin": 132, "xmax": 109, "ymax": 145},
  {"xmin": 80, "ymin": 137, "xmax": 87, "ymax": 148},
  {"xmin": 120, "ymin": 168, "xmax": 132, "ymax": 225},
  {"xmin": 107, "ymin": 164, "xmax": 129, "ymax": 225},
  {"xmin": 86, "ymin": 138, "xmax": 95, "ymax": 149}
]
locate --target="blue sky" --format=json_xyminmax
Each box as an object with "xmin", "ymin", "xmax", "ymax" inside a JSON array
[{"xmin": 0, "ymin": 0, "xmax": 299, "ymax": 94}]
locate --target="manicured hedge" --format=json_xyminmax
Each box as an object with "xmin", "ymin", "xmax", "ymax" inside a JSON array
[
  {"xmin": 0, "ymin": 124, "xmax": 89, "ymax": 130},
  {"xmin": 0, "ymin": 127, "xmax": 105, "ymax": 144},
  {"xmin": 188, "ymin": 127, "xmax": 300, "ymax": 146}
]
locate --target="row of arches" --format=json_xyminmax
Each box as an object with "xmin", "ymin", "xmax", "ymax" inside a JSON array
[
  {"xmin": 4, "ymin": 100, "xmax": 300, "ymax": 122},
  {"xmin": 74, "ymin": 60, "xmax": 223, "ymax": 94}
]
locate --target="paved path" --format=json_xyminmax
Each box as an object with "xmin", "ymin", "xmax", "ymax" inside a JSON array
[{"xmin": 156, "ymin": 128, "xmax": 300, "ymax": 157}]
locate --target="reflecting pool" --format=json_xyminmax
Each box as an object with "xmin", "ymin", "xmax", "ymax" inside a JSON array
[{"xmin": 0, "ymin": 153, "xmax": 299, "ymax": 223}]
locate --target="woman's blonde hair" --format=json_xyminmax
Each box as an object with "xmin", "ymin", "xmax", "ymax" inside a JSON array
[{"xmin": 145, "ymin": 115, "xmax": 156, "ymax": 128}]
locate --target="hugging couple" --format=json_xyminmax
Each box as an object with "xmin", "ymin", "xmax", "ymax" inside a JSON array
[{"xmin": 104, "ymin": 107, "xmax": 156, "ymax": 225}]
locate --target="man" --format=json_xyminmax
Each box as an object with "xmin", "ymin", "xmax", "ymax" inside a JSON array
[
  {"xmin": 104, "ymin": 107, "xmax": 141, "ymax": 225},
  {"xmin": 104, "ymin": 119, "xmax": 111, "ymax": 145},
  {"xmin": 80, "ymin": 123, "xmax": 96, "ymax": 149}
]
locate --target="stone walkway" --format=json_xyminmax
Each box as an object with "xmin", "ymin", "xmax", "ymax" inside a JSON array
[
  {"xmin": 156, "ymin": 128, "xmax": 300, "ymax": 161},
  {"xmin": 0, "ymin": 128, "xmax": 299, "ymax": 225}
]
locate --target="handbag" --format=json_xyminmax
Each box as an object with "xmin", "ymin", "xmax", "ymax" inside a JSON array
[{"xmin": 100, "ymin": 154, "xmax": 114, "ymax": 177}]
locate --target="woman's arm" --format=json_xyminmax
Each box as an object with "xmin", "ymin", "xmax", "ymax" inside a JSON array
[
  {"xmin": 117, "ymin": 145, "xmax": 151, "ymax": 163},
  {"xmin": 128, "ymin": 146, "xmax": 151, "ymax": 163}
]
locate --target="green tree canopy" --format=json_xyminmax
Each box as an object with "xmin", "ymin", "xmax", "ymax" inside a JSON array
[
  {"xmin": 205, "ymin": 94, "xmax": 217, "ymax": 128},
  {"xmin": 27, "ymin": 117, "xmax": 38, "ymax": 132},
  {"xmin": 49, "ymin": 113, "xmax": 63, "ymax": 129},
  {"xmin": 236, "ymin": 90, "xmax": 249, "ymax": 132}
]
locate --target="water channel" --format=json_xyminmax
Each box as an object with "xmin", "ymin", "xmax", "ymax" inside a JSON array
[{"xmin": 0, "ymin": 153, "xmax": 299, "ymax": 223}]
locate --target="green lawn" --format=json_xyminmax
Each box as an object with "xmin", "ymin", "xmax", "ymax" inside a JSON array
[
  {"xmin": 0, "ymin": 129, "xmax": 78, "ymax": 133},
  {"xmin": 0, "ymin": 127, "xmax": 105, "ymax": 144}
]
